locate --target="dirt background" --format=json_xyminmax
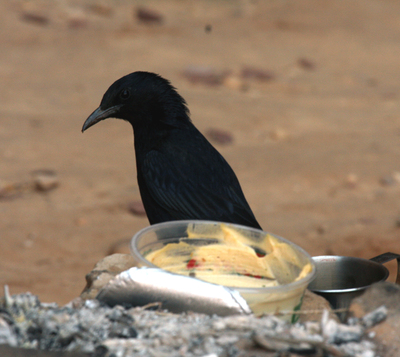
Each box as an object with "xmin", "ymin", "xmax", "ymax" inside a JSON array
[{"xmin": 1, "ymin": 0, "xmax": 400, "ymax": 305}]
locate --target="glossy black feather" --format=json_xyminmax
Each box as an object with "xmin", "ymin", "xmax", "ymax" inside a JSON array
[{"xmin": 83, "ymin": 71, "xmax": 262, "ymax": 229}]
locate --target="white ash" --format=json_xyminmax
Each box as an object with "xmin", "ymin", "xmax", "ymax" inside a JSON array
[
  {"xmin": 361, "ymin": 305, "xmax": 388, "ymax": 329},
  {"xmin": 0, "ymin": 317, "xmax": 17, "ymax": 346},
  {"xmin": 0, "ymin": 291, "xmax": 382, "ymax": 357}
]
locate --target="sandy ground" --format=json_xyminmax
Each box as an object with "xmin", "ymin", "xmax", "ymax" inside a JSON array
[{"xmin": 1, "ymin": 0, "xmax": 400, "ymax": 305}]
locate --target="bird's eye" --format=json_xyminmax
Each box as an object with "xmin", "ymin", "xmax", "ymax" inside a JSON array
[{"xmin": 120, "ymin": 89, "xmax": 131, "ymax": 100}]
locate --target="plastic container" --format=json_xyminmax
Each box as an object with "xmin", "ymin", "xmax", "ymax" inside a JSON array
[{"xmin": 131, "ymin": 220, "xmax": 315, "ymax": 321}]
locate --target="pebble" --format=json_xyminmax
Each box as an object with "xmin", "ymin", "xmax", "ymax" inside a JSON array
[
  {"xmin": 87, "ymin": 4, "xmax": 113, "ymax": 17},
  {"xmin": 136, "ymin": 7, "xmax": 164, "ymax": 24},
  {"xmin": 0, "ymin": 179, "xmax": 35, "ymax": 199},
  {"xmin": 298, "ymin": 57, "xmax": 317, "ymax": 70},
  {"xmin": 240, "ymin": 66, "xmax": 275, "ymax": 81},
  {"xmin": 20, "ymin": 2, "xmax": 50, "ymax": 26},
  {"xmin": 344, "ymin": 173, "xmax": 359, "ymax": 189},
  {"xmin": 205, "ymin": 128, "xmax": 234, "ymax": 145},
  {"xmin": 223, "ymin": 75, "xmax": 245, "ymax": 91},
  {"xmin": 182, "ymin": 66, "xmax": 229, "ymax": 86},
  {"xmin": 269, "ymin": 127, "xmax": 288, "ymax": 141},
  {"xmin": 21, "ymin": 12, "xmax": 49, "ymax": 25},
  {"xmin": 379, "ymin": 172, "xmax": 400, "ymax": 186},
  {"xmin": 0, "ymin": 180, "xmax": 19, "ymax": 199},
  {"xmin": 66, "ymin": 8, "xmax": 88, "ymax": 29},
  {"xmin": 32, "ymin": 169, "xmax": 59, "ymax": 192},
  {"xmin": 127, "ymin": 200, "xmax": 147, "ymax": 216}
]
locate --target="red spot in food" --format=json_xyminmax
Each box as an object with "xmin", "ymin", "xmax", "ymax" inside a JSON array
[
  {"xmin": 244, "ymin": 273, "xmax": 262, "ymax": 279},
  {"xmin": 186, "ymin": 259, "xmax": 198, "ymax": 269}
]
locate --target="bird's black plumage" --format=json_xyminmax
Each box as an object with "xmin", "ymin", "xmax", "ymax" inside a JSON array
[{"xmin": 82, "ymin": 71, "xmax": 262, "ymax": 229}]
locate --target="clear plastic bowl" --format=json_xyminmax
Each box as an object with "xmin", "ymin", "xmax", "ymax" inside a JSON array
[{"xmin": 131, "ymin": 220, "xmax": 315, "ymax": 321}]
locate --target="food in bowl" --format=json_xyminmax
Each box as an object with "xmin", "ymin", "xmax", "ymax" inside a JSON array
[
  {"xmin": 145, "ymin": 223, "xmax": 312, "ymax": 289},
  {"xmin": 132, "ymin": 221, "xmax": 315, "ymax": 320}
]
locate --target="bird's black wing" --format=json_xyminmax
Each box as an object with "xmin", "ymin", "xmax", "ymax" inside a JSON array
[{"xmin": 140, "ymin": 143, "xmax": 261, "ymax": 229}]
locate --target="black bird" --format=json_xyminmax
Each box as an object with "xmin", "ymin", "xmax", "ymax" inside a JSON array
[{"xmin": 82, "ymin": 72, "xmax": 262, "ymax": 230}]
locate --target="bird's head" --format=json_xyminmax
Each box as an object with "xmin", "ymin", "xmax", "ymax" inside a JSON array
[{"xmin": 82, "ymin": 71, "xmax": 190, "ymax": 132}]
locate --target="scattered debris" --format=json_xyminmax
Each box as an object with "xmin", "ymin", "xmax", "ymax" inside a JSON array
[
  {"xmin": 87, "ymin": 4, "xmax": 113, "ymax": 17},
  {"xmin": 205, "ymin": 24, "xmax": 212, "ymax": 33},
  {"xmin": 20, "ymin": 3, "xmax": 50, "ymax": 26},
  {"xmin": 182, "ymin": 66, "xmax": 230, "ymax": 86},
  {"xmin": 240, "ymin": 66, "xmax": 275, "ymax": 82},
  {"xmin": 361, "ymin": 305, "xmax": 388, "ymax": 329},
  {"xmin": 322, "ymin": 315, "xmax": 364, "ymax": 344},
  {"xmin": 0, "ymin": 170, "xmax": 59, "ymax": 199},
  {"xmin": 0, "ymin": 344, "xmax": 91, "ymax": 357},
  {"xmin": 0, "ymin": 287, "xmax": 380, "ymax": 357},
  {"xmin": 183, "ymin": 65, "xmax": 275, "ymax": 88},
  {"xmin": 0, "ymin": 180, "xmax": 27, "ymax": 200},
  {"xmin": 315, "ymin": 224, "xmax": 327, "ymax": 235},
  {"xmin": 0, "ymin": 316, "xmax": 17, "ymax": 346},
  {"xmin": 297, "ymin": 57, "xmax": 317, "ymax": 70},
  {"xmin": 205, "ymin": 128, "xmax": 234, "ymax": 145},
  {"xmin": 379, "ymin": 172, "xmax": 400, "ymax": 186},
  {"xmin": 21, "ymin": 12, "xmax": 49, "ymax": 26},
  {"xmin": 32, "ymin": 169, "xmax": 59, "ymax": 192},
  {"xmin": 269, "ymin": 127, "xmax": 288, "ymax": 141},
  {"xmin": 65, "ymin": 8, "xmax": 88, "ymax": 29},
  {"xmin": 380, "ymin": 176, "xmax": 394, "ymax": 186},
  {"xmin": 223, "ymin": 74, "xmax": 245, "ymax": 90},
  {"xmin": 344, "ymin": 173, "xmax": 358, "ymax": 189},
  {"xmin": 135, "ymin": 7, "xmax": 164, "ymax": 24},
  {"xmin": 350, "ymin": 282, "xmax": 400, "ymax": 356}
]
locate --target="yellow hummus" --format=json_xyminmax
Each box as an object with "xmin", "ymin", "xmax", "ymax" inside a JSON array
[{"xmin": 145, "ymin": 224, "xmax": 312, "ymax": 289}]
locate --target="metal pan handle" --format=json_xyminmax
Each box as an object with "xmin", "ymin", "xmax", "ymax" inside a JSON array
[{"xmin": 370, "ymin": 252, "xmax": 400, "ymax": 284}]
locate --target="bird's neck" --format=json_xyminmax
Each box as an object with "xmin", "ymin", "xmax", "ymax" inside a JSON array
[{"xmin": 132, "ymin": 120, "xmax": 187, "ymax": 158}]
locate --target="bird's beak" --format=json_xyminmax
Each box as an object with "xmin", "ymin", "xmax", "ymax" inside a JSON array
[{"xmin": 82, "ymin": 105, "xmax": 122, "ymax": 132}]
